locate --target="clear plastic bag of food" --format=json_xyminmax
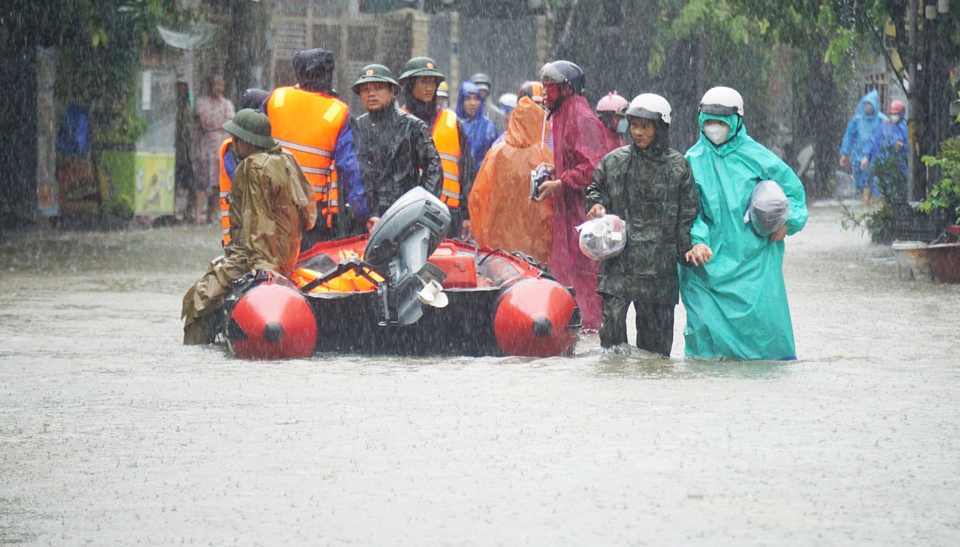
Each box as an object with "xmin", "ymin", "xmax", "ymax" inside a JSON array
[
  {"xmin": 745, "ymin": 180, "xmax": 791, "ymax": 237},
  {"xmin": 577, "ymin": 214, "xmax": 626, "ymax": 260}
]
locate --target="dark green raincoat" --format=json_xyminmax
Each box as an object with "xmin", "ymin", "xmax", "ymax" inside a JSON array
[{"xmin": 585, "ymin": 127, "xmax": 700, "ymax": 304}]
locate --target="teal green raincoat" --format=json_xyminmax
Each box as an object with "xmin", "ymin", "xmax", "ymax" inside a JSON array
[{"xmin": 680, "ymin": 113, "xmax": 808, "ymax": 360}]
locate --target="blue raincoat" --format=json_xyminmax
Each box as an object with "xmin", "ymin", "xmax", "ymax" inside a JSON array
[
  {"xmin": 839, "ymin": 90, "xmax": 887, "ymax": 193},
  {"xmin": 863, "ymin": 117, "xmax": 908, "ymax": 176},
  {"xmin": 456, "ymin": 80, "xmax": 498, "ymax": 169},
  {"xmin": 680, "ymin": 112, "xmax": 809, "ymax": 360}
]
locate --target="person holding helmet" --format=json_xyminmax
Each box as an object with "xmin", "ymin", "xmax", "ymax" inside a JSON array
[
  {"xmin": 398, "ymin": 56, "xmax": 475, "ymax": 239},
  {"xmin": 532, "ymin": 60, "xmax": 620, "ymax": 331},
  {"xmin": 585, "ymin": 94, "xmax": 701, "ymax": 355},
  {"xmin": 862, "ymin": 100, "xmax": 908, "ymax": 186},
  {"xmin": 350, "ymin": 64, "xmax": 442, "ymax": 232},
  {"xmin": 263, "ymin": 48, "xmax": 367, "ymax": 250},
  {"xmin": 182, "ymin": 109, "xmax": 317, "ymax": 344},
  {"xmin": 469, "ymin": 72, "xmax": 506, "ymax": 133},
  {"xmin": 436, "ymin": 81, "xmax": 450, "ymax": 109},
  {"xmin": 680, "ymin": 86, "xmax": 808, "ymax": 361},
  {"xmin": 596, "ymin": 92, "xmax": 629, "ymax": 146}
]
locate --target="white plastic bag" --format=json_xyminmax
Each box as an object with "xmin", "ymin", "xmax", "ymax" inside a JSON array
[
  {"xmin": 745, "ymin": 180, "xmax": 791, "ymax": 237},
  {"xmin": 577, "ymin": 214, "xmax": 626, "ymax": 260}
]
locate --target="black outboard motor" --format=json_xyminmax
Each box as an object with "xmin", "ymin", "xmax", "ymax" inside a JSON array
[{"xmin": 364, "ymin": 187, "xmax": 451, "ymax": 326}]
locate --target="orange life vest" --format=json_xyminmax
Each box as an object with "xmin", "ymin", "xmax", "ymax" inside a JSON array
[
  {"xmin": 267, "ymin": 86, "xmax": 348, "ymax": 228},
  {"xmin": 432, "ymin": 109, "xmax": 462, "ymax": 209},
  {"xmin": 218, "ymin": 138, "xmax": 233, "ymax": 246}
]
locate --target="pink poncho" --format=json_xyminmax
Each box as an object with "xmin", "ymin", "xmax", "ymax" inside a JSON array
[{"xmin": 549, "ymin": 94, "xmax": 622, "ymax": 331}]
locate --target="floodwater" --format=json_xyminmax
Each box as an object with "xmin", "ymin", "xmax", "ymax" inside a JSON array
[{"xmin": 1, "ymin": 204, "xmax": 958, "ymax": 545}]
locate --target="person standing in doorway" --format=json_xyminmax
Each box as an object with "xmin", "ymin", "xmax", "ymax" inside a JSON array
[{"xmin": 193, "ymin": 74, "xmax": 235, "ymax": 226}]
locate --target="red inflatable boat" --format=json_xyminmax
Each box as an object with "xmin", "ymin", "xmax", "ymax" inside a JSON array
[{"xmin": 223, "ymin": 188, "xmax": 581, "ymax": 360}]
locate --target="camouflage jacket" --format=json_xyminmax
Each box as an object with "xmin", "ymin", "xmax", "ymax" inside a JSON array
[
  {"xmin": 585, "ymin": 141, "xmax": 699, "ymax": 304},
  {"xmin": 228, "ymin": 146, "xmax": 317, "ymax": 275}
]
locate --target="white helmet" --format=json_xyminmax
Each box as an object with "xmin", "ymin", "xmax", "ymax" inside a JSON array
[
  {"xmin": 499, "ymin": 93, "xmax": 518, "ymax": 109},
  {"xmin": 623, "ymin": 93, "xmax": 672, "ymax": 125},
  {"xmin": 699, "ymin": 86, "xmax": 744, "ymax": 116}
]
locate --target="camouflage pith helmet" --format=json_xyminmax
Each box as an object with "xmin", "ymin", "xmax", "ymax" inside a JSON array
[
  {"xmin": 352, "ymin": 64, "xmax": 400, "ymax": 95},
  {"xmin": 398, "ymin": 57, "xmax": 445, "ymax": 83}
]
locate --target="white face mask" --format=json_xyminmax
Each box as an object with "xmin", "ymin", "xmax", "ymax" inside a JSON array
[
  {"xmin": 889, "ymin": 114, "xmax": 900, "ymax": 124},
  {"xmin": 704, "ymin": 123, "xmax": 730, "ymax": 145}
]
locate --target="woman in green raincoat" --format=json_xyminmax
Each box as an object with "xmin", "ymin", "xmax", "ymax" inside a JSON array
[{"xmin": 680, "ymin": 87, "xmax": 808, "ymax": 360}]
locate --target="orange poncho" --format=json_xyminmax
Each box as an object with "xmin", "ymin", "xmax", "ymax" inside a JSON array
[{"xmin": 468, "ymin": 97, "xmax": 554, "ymax": 264}]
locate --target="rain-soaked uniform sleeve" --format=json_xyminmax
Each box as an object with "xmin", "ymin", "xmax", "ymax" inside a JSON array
[
  {"xmin": 415, "ymin": 121, "xmax": 443, "ymax": 198},
  {"xmin": 675, "ymin": 154, "xmax": 700, "ymax": 260},
  {"xmin": 334, "ymin": 121, "xmax": 370, "ymax": 218},
  {"xmin": 584, "ymin": 154, "xmax": 610, "ymax": 212}
]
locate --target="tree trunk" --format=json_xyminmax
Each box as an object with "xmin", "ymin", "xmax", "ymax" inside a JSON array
[
  {"xmin": 0, "ymin": 25, "xmax": 39, "ymax": 228},
  {"xmin": 910, "ymin": 11, "xmax": 957, "ymax": 201},
  {"xmin": 225, "ymin": 1, "xmax": 270, "ymax": 106},
  {"xmin": 806, "ymin": 38, "xmax": 842, "ymax": 200}
]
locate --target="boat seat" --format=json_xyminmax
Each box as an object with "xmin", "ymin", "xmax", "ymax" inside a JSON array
[{"xmin": 428, "ymin": 247, "xmax": 477, "ymax": 288}]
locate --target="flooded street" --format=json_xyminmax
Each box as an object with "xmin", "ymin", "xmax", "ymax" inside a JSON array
[{"xmin": 2, "ymin": 204, "xmax": 959, "ymax": 545}]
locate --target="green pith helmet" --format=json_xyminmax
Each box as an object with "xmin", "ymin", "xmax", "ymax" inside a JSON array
[
  {"xmin": 352, "ymin": 64, "xmax": 400, "ymax": 95},
  {"xmin": 398, "ymin": 56, "xmax": 445, "ymax": 83},
  {"xmin": 222, "ymin": 109, "xmax": 277, "ymax": 149}
]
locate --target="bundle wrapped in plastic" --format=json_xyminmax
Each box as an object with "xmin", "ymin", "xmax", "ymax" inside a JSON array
[
  {"xmin": 577, "ymin": 214, "xmax": 626, "ymax": 260},
  {"xmin": 745, "ymin": 180, "xmax": 791, "ymax": 237}
]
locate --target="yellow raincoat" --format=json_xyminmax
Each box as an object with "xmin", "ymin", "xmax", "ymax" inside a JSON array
[{"xmin": 468, "ymin": 97, "xmax": 553, "ymax": 263}]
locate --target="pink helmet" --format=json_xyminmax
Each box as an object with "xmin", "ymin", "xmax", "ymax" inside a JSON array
[
  {"xmin": 888, "ymin": 100, "xmax": 906, "ymax": 115},
  {"xmin": 596, "ymin": 92, "xmax": 628, "ymax": 113}
]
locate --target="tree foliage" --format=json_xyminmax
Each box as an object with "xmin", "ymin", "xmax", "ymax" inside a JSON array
[{"xmin": 48, "ymin": 0, "xmax": 179, "ymax": 142}]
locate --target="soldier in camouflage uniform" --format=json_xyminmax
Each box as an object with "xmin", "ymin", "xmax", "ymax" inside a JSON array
[{"xmin": 586, "ymin": 94, "xmax": 704, "ymax": 356}]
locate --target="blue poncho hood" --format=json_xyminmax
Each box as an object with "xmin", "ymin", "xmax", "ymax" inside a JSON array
[
  {"xmin": 456, "ymin": 80, "xmax": 498, "ymax": 167},
  {"xmin": 839, "ymin": 89, "xmax": 888, "ymax": 161},
  {"xmin": 456, "ymin": 80, "xmax": 485, "ymax": 120}
]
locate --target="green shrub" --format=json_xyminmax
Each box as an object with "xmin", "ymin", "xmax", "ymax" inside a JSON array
[{"xmin": 918, "ymin": 136, "xmax": 960, "ymax": 225}]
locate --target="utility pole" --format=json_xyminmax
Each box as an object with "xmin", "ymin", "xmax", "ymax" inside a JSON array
[{"xmin": 906, "ymin": 0, "xmax": 916, "ymax": 202}]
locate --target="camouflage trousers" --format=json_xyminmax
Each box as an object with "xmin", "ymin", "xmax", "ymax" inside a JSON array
[
  {"xmin": 599, "ymin": 295, "xmax": 674, "ymax": 357},
  {"xmin": 181, "ymin": 255, "xmax": 249, "ymax": 345}
]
